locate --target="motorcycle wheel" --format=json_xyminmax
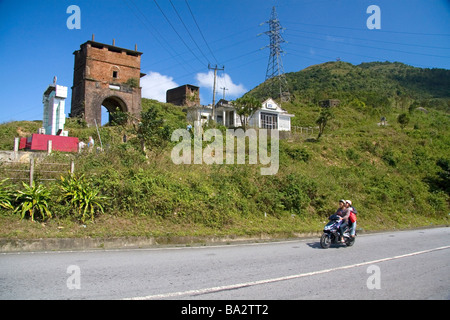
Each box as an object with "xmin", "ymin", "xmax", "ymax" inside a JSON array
[
  {"xmin": 345, "ymin": 236, "xmax": 355, "ymax": 247},
  {"xmin": 320, "ymin": 233, "xmax": 331, "ymax": 249}
]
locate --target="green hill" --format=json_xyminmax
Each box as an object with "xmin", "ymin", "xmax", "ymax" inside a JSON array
[
  {"xmin": 0, "ymin": 62, "xmax": 449, "ymax": 240},
  {"xmin": 250, "ymin": 61, "xmax": 449, "ymax": 111}
]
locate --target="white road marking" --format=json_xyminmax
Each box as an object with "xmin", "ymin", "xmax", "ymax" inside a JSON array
[{"xmin": 125, "ymin": 245, "xmax": 450, "ymax": 300}]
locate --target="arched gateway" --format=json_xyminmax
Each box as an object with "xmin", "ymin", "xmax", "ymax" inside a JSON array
[
  {"xmin": 70, "ymin": 38, "xmax": 145, "ymax": 126},
  {"xmin": 101, "ymin": 95, "xmax": 128, "ymax": 125}
]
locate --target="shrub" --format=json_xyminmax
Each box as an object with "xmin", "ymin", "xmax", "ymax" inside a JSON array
[
  {"xmin": 284, "ymin": 145, "xmax": 311, "ymax": 162},
  {"xmin": 397, "ymin": 113, "xmax": 410, "ymax": 130},
  {"xmin": 381, "ymin": 151, "xmax": 395, "ymax": 167},
  {"xmin": 346, "ymin": 148, "xmax": 361, "ymax": 162},
  {"xmin": 278, "ymin": 173, "xmax": 318, "ymax": 215},
  {"xmin": 59, "ymin": 174, "xmax": 106, "ymax": 223},
  {"xmin": 14, "ymin": 182, "xmax": 52, "ymax": 221},
  {"xmin": 435, "ymin": 159, "xmax": 450, "ymax": 194},
  {"xmin": 0, "ymin": 179, "xmax": 14, "ymax": 210}
]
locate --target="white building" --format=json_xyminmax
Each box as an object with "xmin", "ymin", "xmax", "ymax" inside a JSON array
[
  {"xmin": 214, "ymin": 98, "xmax": 294, "ymax": 131},
  {"xmin": 42, "ymin": 80, "xmax": 68, "ymax": 136},
  {"xmin": 186, "ymin": 105, "xmax": 213, "ymax": 125}
]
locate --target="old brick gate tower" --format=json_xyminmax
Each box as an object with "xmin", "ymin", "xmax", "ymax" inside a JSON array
[{"xmin": 70, "ymin": 37, "xmax": 145, "ymax": 126}]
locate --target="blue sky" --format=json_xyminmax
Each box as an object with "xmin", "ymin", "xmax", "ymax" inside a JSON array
[{"xmin": 0, "ymin": 0, "xmax": 449, "ymax": 124}]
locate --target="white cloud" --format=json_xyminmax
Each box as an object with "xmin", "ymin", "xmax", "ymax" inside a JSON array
[
  {"xmin": 140, "ymin": 71, "xmax": 178, "ymax": 102},
  {"xmin": 196, "ymin": 71, "xmax": 247, "ymax": 100}
]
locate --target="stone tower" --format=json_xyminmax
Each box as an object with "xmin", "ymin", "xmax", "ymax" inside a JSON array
[
  {"xmin": 166, "ymin": 84, "xmax": 200, "ymax": 107},
  {"xmin": 70, "ymin": 38, "xmax": 145, "ymax": 126}
]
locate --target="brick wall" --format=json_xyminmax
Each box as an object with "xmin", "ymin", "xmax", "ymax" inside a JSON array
[{"xmin": 71, "ymin": 41, "xmax": 143, "ymax": 126}]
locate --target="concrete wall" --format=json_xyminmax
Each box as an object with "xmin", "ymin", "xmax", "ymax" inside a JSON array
[{"xmin": 0, "ymin": 151, "xmax": 47, "ymax": 163}]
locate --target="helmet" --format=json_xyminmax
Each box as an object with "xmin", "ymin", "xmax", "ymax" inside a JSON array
[
  {"xmin": 339, "ymin": 199, "xmax": 346, "ymax": 204},
  {"xmin": 346, "ymin": 200, "xmax": 352, "ymax": 206}
]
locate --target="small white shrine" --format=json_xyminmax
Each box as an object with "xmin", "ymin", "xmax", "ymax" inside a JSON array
[{"xmin": 42, "ymin": 77, "xmax": 68, "ymax": 136}]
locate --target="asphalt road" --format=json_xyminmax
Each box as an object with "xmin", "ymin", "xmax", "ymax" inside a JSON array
[{"xmin": 1, "ymin": 227, "xmax": 449, "ymax": 300}]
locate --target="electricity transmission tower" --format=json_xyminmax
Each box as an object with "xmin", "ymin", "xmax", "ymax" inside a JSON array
[{"xmin": 262, "ymin": 6, "xmax": 290, "ymax": 102}]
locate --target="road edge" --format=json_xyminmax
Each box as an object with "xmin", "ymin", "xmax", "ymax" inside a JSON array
[{"xmin": 1, "ymin": 224, "xmax": 448, "ymax": 253}]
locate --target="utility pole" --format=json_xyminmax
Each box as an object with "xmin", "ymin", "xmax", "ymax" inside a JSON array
[
  {"xmin": 220, "ymin": 87, "xmax": 228, "ymax": 100},
  {"xmin": 208, "ymin": 64, "xmax": 224, "ymax": 121}
]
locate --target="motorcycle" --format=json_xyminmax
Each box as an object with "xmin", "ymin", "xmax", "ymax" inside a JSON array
[{"xmin": 320, "ymin": 214, "xmax": 356, "ymax": 249}]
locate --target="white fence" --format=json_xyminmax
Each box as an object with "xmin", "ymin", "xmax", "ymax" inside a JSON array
[{"xmin": 291, "ymin": 126, "xmax": 318, "ymax": 137}]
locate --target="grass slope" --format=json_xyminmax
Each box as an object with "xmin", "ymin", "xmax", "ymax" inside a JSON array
[{"xmin": 0, "ymin": 62, "xmax": 449, "ymax": 240}]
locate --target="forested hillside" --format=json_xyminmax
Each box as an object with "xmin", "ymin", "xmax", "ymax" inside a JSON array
[{"xmin": 250, "ymin": 61, "xmax": 449, "ymax": 113}]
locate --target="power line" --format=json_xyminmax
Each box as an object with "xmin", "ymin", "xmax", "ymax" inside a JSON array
[
  {"xmin": 285, "ymin": 27, "xmax": 450, "ymax": 51},
  {"xmin": 152, "ymin": 0, "xmax": 206, "ymax": 67},
  {"xmin": 126, "ymin": 0, "xmax": 262, "ymax": 79},
  {"xmin": 169, "ymin": 0, "xmax": 210, "ymax": 65},
  {"xmin": 285, "ymin": 20, "xmax": 450, "ymax": 37},
  {"xmin": 286, "ymin": 32, "xmax": 449, "ymax": 59},
  {"xmin": 185, "ymin": 0, "xmax": 220, "ymax": 65},
  {"xmin": 122, "ymin": 0, "xmax": 197, "ymax": 74}
]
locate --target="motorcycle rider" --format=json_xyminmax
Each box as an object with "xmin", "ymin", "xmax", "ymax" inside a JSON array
[
  {"xmin": 346, "ymin": 200, "xmax": 357, "ymax": 238},
  {"xmin": 335, "ymin": 199, "xmax": 350, "ymax": 243}
]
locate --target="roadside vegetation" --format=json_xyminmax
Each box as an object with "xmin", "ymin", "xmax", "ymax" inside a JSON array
[{"xmin": 0, "ymin": 62, "xmax": 448, "ymax": 240}]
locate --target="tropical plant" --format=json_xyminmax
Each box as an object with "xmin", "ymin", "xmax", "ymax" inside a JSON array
[
  {"xmin": 316, "ymin": 107, "xmax": 334, "ymax": 139},
  {"xmin": 14, "ymin": 182, "xmax": 52, "ymax": 221},
  {"xmin": 0, "ymin": 179, "xmax": 14, "ymax": 210},
  {"xmin": 59, "ymin": 174, "xmax": 106, "ymax": 223}
]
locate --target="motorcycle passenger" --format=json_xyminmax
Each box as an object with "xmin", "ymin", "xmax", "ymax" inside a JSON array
[
  {"xmin": 346, "ymin": 200, "xmax": 357, "ymax": 238},
  {"xmin": 335, "ymin": 199, "xmax": 350, "ymax": 243}
]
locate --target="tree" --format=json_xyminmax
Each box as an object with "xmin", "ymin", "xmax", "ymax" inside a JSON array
[
  {"xmin": 316, "ymin": 108, "xmax": 334, "ymax": 139},
  {"xmin": 397, "ymin": 113, "xmax": 409, "ymax": 130},
  {"xmin": 233, "ymin": 96, "xmax": 261, "ymax": 130},
  {"xmin": 110, "ymin": 107, "xmax": 129, "ymax": 126},
  {"xmin": 135, "ymin": 104, "xmax": 170, "ymax": 152}
]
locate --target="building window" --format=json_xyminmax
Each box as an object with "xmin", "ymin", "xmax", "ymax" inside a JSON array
[
  {"xmin": 112, "ymin": 71, "xmax": 118, "ymax": 79},
  {"xmin": 261, "ymin": 112, "xmax": 278, "ymax": 129}
]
